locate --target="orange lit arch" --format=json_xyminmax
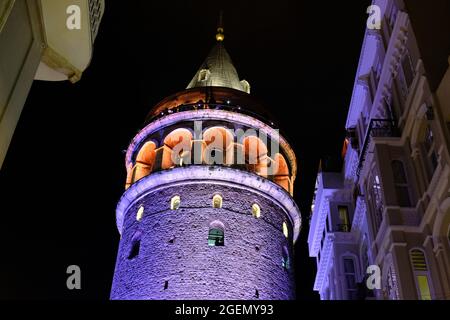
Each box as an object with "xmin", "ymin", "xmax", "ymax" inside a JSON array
[
  {"xmin": 131, "ymin": 141, "xmax": 157, "ymax": 184},
  {"xmin": 203, "ymin": 127, "xmax": 234, "ymax": 165},
  {"xmin": 272, "ymin": 153, "xmax": 291, "ymax": 193}
]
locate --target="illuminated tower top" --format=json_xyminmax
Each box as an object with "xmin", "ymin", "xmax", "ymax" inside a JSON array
[{"xmin": 186, "ymin": 18, "xmax": 250, "ymax": 93}]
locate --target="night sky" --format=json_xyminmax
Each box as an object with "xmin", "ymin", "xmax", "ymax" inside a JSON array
[{"xmin": 0, "ymin": 0, "xmax": 370, "ymax": 300}]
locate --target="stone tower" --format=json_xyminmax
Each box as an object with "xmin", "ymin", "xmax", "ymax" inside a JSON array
[{"xmin": 110, "ymin": 26, "xmax": 302, "ymax": 300}]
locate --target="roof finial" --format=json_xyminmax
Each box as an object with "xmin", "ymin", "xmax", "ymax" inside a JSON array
[{"xmin": 216, "ymin": 11, "xmax": 224, "ymax": 42}]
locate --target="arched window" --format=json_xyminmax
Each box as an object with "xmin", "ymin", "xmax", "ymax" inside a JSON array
[
  {"xmin": 343, "ymin": 257, "xmax": 358, "ymax": 300},
  {"xmin": 132, "ymin": 141, "xmax": 157, "ymax": 183},
  {"xmin": 243, "ymin": 136, "xmax": 268, "ymax": 168},
  {"xmin": 282, "ymin": 245, "xmax": 290, "ymax": 270},
  {"xmin": 240, "ymin": 80, "xmax": 251, "ymax": 94},
  {"xmin": 198, "ymin": 69, "xmax": 210, "ymax": 82},
  {"xmin": 203, "ymin": 127, "xmax": 234, "ymax": 165},
  {"xmin": 170, "ymin": 196, "xmax": 181, "ymax": 210},
  {"xmin": 252, "ymin": 203, "xmax": 261, "ymax": 218},
  {"xmin": 128, "ymin": 231, "xmax": 142, "ymax": 260},
  {"xmin": 212, "ymin": 194, "xmax": 223, "ymax": 208},
  {"xmin": 410, "ymin": 249, "xmax": 432, "ymax": 300},
  {"xmin": 273, "ymin": 153, "xmax": 291, "ymax": 193},
  {"xmin": 391, "ymin": 160, "xmax": 412, "ymax": 207},
  {"xmin": 136, "ymin": 206, "xmax": 144, "ymax": 221},
  {"xmin": 282, "ymin": 222, "xmax": 289, "ymax": 238},
  {"xmin": 208, "ymin": 221, "xmax": 224, "ymax": 246},
  {"xmin": 164, "ymin": 129, "xmax": 193, "ymax": 168}
]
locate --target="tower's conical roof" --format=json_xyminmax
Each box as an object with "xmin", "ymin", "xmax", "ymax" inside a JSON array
[{"xmin": 186, "ymin": 41, "xmax": 250, "ymax": 93}]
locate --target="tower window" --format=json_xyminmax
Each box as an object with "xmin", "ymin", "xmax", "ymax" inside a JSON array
[
  {"xmin": 164, "ymin": 281, "xmax": 169, "ymax": 290},
  {"xmin": 282, "ymin": 222, "xmax": 289, "ymax": 238},
  {"xmin": 240, "ymin": 80, "xmax": 251, "ymax": 94},
  {"xmin": 212, "ymin": 194, "xmax": 223, "ymax": 208},
  {"xmin": 208, "ymin": 221, "xmax": 225, "ymax": 246},
  {"xmin": 252, "ymin": 203, "xmax": 261, "ymax": 218},
  {"xmin": 136, "ymin": 206, "xmax": 144, "ymax": 221},
  {"xmin": 198, "ymin": 69, "xmax": 210, "ymax": 82},
  {"xmin": 170, "ymin": 196, "xmax": 181, "ymax": 210},
  {"xmin": 282, "ymin": 246, "xmax": 290, "ymax": 269},
  {"xmin": 128, "ymin": 232, "xmax": 142, "ymax": 260}
]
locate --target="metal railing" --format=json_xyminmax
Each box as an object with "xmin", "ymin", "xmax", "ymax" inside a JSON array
[
  {"xmin": 144, "ymin": 102, "xmax": 279, "ymax": 129},
  {"xmin": 356, "ymin": 119, "xmax": 400, "ymax": 178}
]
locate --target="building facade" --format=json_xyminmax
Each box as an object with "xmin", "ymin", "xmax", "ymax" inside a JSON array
[
  {"xmin": 110, "ymin": 28, "xmax": 302, "ymax": 300},
  {"xmin": 0, "ymin": 0, "xmax": 104, "ymax": 168},
  {"xmin": 308, "ymin": 0, "xmax": 450, "ymax": 300}
]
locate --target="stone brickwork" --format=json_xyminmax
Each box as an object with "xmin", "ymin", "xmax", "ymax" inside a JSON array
[{"xmin": 111, "ymin": 179, "xmax": 295, "ymax": 300}]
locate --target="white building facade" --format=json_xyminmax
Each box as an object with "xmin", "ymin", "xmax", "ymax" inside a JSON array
[
  {"xmin": 308, "ymin": 0, "xmax": 450, "ymax": 300},
  {"xmin": 0, "ymin": 0, "xmax": 105, "ymax": 168}
]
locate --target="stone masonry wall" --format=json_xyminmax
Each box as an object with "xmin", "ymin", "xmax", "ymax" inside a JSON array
[{"xmin": 110, "ymin": 182, "xmax": 296, "ymax": 300}]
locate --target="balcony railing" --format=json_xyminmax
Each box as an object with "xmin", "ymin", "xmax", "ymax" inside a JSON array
[
  {"xmin": 144, "ymin": 102, "xmax": 279, "ymax": 130},
  {"xmin": 356, "ymin": 119, "xmax": 400, "ymax": 178}
]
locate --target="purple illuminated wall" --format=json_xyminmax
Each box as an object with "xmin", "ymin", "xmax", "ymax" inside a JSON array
[{"xmin": 110, "ymin": 169, "xmax": 296, "ymax": 300}]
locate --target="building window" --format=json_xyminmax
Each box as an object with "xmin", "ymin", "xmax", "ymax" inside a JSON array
[
  {"xmin": 240, "ymin": 80, "xmax": 251, "ymax": 94},
  {"xmin": 410, "ymin": 249, "xmax": 432, "ymax": 300},
  {"xmin": 252, "ymin": 203, "xmax": 261, "ymax": 218},
  {"xmin": 343, "ymin": 257, "xmax": 358, "ymax": 300},
  {"xmin": 136, "ymin": 206, "xmax": 144, "ymax": 221},
  {"xmin": 282, "ymin": 222, "xmax": 289, "ymax": 238},
  {"xmin": 128, "ymin": 232, "xmax": 142, "ymax": 260},
  {"xmin": 368, "ymin": 173, "xmax": 384, "ymax": 231},
  {"xmin": 170, "ymin": 196, "xmax": 181, "ymax": 210},
  {"xmin": 424, "ymin": 126, "xmax": 438, "ymax": 176},
  {"xmin": 338, "ymin": 206, "xmax": 350, "ymax": 232},
  {"xmin": 391, "ymin": 160, "xmax": 412, "ymax": 207},
  {"xmin": 402, "ymin": 52, "xmax": 415, "ymax": 90},
  {"xmin": 212, "ymin": 194, "xmax": 223, "ymax": 208},
  {"xmin": 208, "ymin": 221, "xmax": 225, "ymax": 246},
  {"xmin": 282, "ymin": 246, "xmax": 290, "ymax": 270},
  {"xmin": 198, "ymin": 69, "xmax": 210, "ymax": 82}
]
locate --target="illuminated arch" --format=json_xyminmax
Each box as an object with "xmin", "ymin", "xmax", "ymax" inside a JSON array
[
  {"xmin": 163, "ymin": 128, "xmax": 193, "ymax": 168},
  {"xmin": 136, "ymin": 141, "xmax": 157, "ymax": 166},
  {"xmin": 203, "ymin": 127, "xmax": 234, "ymax": 165},
  {"xmin": 164, "ymin": 128, "xmax": 193, "ymax": 150},
  {"xmin": 131, "ymin": 141, "xmax": 157, "ymax": 184},
  {"xmin": 243, "ymin": 136, "xmax": 268, "ymax": 165},
  {"xmin": 272, "ymin": 153, "xmax": 291, "ymax": 192},
  {"xmin": 125, "ymin": 163, "xmax": 134, "ymax": 189}
]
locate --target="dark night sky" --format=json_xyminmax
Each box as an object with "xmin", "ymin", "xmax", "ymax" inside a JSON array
[{"xmin": 0, "ymin": 0, "xmax": 370, "ymax": 300}]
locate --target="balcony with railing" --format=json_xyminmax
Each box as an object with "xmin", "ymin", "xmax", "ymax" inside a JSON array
[{"xmin": 356, "ymin": 119, "xmax": 400, "ymax": 178}]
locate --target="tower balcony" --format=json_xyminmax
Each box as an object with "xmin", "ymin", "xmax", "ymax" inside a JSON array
[
  {"xmin": 356, "ymin": 119, "xmax": 401, "ymax": 178},
  {"xmin": 123, "ymin": 89, "xmax": 298, "ymax": 197}
]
